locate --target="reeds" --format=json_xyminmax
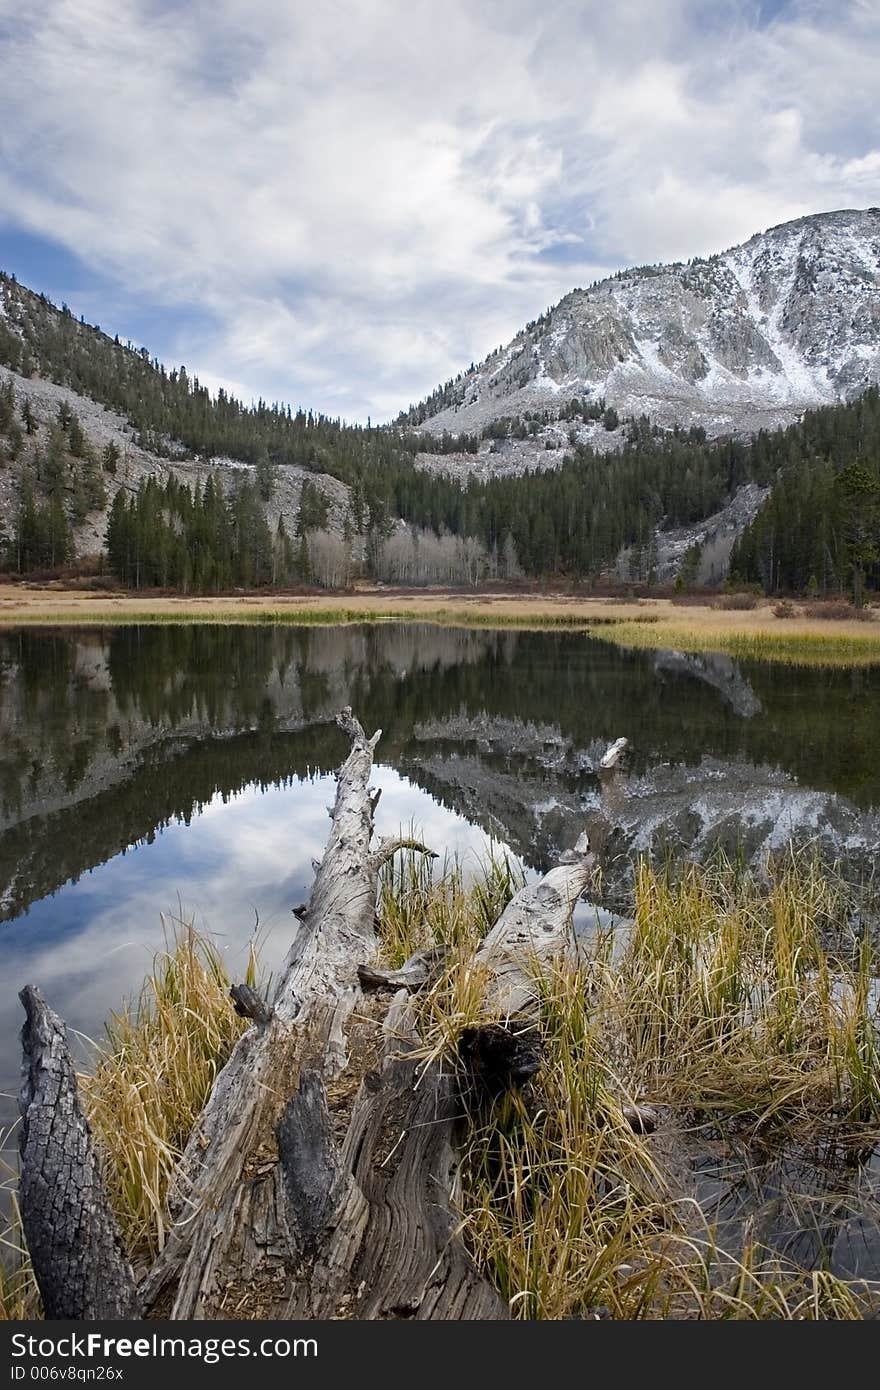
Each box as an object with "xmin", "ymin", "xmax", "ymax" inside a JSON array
[
  {"xmin": 3, "ymin": 851, "xmax": 878, "ymax": 1319},
  {"xmin": 0, "ymin": 605, "xmax": 659, "ymax": 631},
  {"xmin": 595, "ymin": 619, "xmax": 880, "ymax": 667},
  {"xmin": 0, "ymin": 1159, "xmax": 38, "ymax": 1321},
  {"xmin": 80, "ymin": 919, "xmax": 259, "ymax": 1261},
  {"xmin": 393, "ymin": 850, "xmax": 880, "ymax": 1317}
]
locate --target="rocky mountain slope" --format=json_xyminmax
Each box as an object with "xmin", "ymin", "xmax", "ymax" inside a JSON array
[
  {"xmin": 0, "ymin": 360, "xmax": 351, "ymax": 560},
  {"xmin": 413, "ymin": 208, "xmax": 880, "ymax": 455},
  {"xmin": 3, "ymin": 210, "xmax": 878, "ymax": 586}
]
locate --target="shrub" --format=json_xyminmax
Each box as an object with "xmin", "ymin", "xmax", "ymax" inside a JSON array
[
  {"xmin": 713, "ymin": 592, "xmax": 758, "ymax": 610},
  {"xmin": 773, "ymin": 600, "xmax": 796, "ymax": 619},
  {"xmin": 802, "ymin": 601, "xmax": 875, "ymax": 622}
]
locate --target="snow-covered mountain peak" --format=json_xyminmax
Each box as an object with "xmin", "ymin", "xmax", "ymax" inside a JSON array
[{"xmin": 415, "ymin": 207, "xmax": 880, "ymax": 441}]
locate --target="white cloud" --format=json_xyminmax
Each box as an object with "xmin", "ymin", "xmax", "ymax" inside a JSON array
[{"xmin": 0, "ymin": 0, "xmax": 878, "ymax": 420}]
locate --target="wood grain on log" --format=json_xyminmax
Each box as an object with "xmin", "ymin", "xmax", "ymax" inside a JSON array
[
  {"xmin": 284, "ymin": 993, "xmax": 508, "ymax": 1320},
  {"xmin": 21, "ymin": 712, "xmax": 627, "ymax": 1323},
  {"xmin": 474, "ymin": 830, "xmax": 596, "ymax": 1019},
  {"xmin": 18, "ymin": 986, "xmax": 140, "ymax": 1320}
]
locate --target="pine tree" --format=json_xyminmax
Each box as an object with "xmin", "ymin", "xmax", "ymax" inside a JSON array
[{"xmin": 254, "ymin": 448, "xmax": 276, "ymax": 502}]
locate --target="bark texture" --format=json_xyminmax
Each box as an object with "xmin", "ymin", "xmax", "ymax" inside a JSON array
[
  {"xmin": 18, "ymin": 985, "xmax": 140, "ymax": 1319},
  {"xmin": 19, "ymin": 711, "xmax": 623, "ymax": 1323}
]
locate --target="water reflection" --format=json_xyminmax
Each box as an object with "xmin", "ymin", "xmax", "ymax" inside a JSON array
[
  {"xmin": 0, "ymin": 766, "xmax": 512, "ymax": 1163},
  {"xmin": 3, "ymin": 625, "xmax": 879, "ymax": 932},
  {"xmin": 1, "ymin": 622, "xmax": 879, "ymax": 1280}
]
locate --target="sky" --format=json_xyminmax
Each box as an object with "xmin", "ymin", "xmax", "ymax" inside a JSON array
[{"xmin": 0, "ymin": 0, "xmax": 878, "ymax": 424}]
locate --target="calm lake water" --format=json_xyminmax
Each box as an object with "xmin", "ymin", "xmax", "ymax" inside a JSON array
[{"xmin": 2, "ymin": 622, "xmax": 879, "ymax": 1270}]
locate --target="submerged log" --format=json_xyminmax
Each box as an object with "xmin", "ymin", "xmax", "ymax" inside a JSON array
[
  {"xmin": 20, "ymin": 711, "xmax": 626, "ymax": 1322},
  {"xmin": 18, "ymin": 986, "xmax": 140, "ymax": 1320}
]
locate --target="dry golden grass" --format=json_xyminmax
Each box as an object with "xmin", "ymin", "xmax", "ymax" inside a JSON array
[
  {"xmin": 2, "ymin": 585, "xmax": 878, "ymax": 663},
  {"xmin": 387, "ymin": 847, "xmax": 880, "ymax": 1318},
  {"xmin": 600, "ymin": 617, "xmax": 880, "ymax": 667},
  {"xmin": 2, "ymin": 920, "xmax": 259, "ymax": 1316},
  {"xmin": 0, "ymin": 1176, "xmax": 38, "ymax": 1321},
  {"xmin": 4, "ymin": 851, "xmax": 879, "ymax": 1319},
  {"xmin": 80, "ymin": 920, "xmax": 259, "ymax": 1262}
]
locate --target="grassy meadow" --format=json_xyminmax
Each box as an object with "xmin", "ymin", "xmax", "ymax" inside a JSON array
[{"xmin": 2, "ymin": 586, "xmax": 879, "ymax": 666}]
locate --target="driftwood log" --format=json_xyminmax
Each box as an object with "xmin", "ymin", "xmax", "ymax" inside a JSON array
[{"xmin": 17, "ymin": 709, "xmax": 623, "ymax": 1320}]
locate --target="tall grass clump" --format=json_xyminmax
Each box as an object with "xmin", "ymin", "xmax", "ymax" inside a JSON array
[
  {"xmin": 0, "ymin": 1146, "xmax": 39, "ymax": 1321},
  {"xmin": 80, "ymin": 920, "xmax": 260, "ymax": 1261},
  {"xmin": 377, "ymin": 840, "xmax": 526, "ymax": 1064},
  {"xmin": 594, "ymin": 620, "xmax": 880, "ymax": 667},
  {"xmin": 404, "ymin": 852, "xmax": 880, "ymax": 1318},
  {"xmin": 614, "ymin": 858, "xmax": 880, "ymax": 1140},
  {"xmin": 377, "ymin": 838, "xmax": 525, "ymax": 966}
]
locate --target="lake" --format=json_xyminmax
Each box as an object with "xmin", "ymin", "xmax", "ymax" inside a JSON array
[{"xmin": 2, "ymin": 622, "xmax": 880, "ymax": 1265}]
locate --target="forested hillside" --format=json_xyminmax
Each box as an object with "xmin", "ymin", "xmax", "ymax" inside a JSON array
[
  {"xmin": 730, "ymin": 389, "xmax": 880, "ymax": 600},
  {"xmin": 0, "ymin": 272, "xmax": 414, "ymax": 488},
  {"xmin": 1, "ymin": 269, "xmax": 878, "ymax": 597},
  {"xmin": 368, "ymin": 392, "xmax": 880, "ymax": 595}
]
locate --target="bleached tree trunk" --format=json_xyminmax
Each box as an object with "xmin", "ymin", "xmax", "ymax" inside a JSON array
[{"xmin": 19, "ymin": 711, "xmax": 623, "ymax": 1322}]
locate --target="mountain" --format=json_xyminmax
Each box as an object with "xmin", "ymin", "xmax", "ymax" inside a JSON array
[
  {"xmin": 408, "ymin": 208, "xmax": 880, "ymax": 454},
  {"xmin": 1, "ymin": 210, "xmax": 879, "ymax": 593}
]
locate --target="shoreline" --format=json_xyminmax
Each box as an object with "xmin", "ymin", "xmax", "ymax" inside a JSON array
[{"xmin": 1, "ymin": 586, "xmax": 879, "ymax": 665}]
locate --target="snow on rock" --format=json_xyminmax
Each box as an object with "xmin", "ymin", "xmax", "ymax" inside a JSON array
[{"xmin": 416, "ymin": 208, "xmax": 880, "ymax": 449}]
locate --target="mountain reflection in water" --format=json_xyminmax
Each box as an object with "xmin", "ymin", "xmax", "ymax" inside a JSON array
[{"xmin": 1, "ymin": 622, "xmax": 879, "ymax": 1267}]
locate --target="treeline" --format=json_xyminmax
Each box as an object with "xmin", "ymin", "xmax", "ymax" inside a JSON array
[
  {"xmin": 0, "ymin": 273, "xmax": 415, "ymax": 491},
  {"xmin": 730, "ymin": 389, "xmax": 880, "ymax": 600},
  {"xmin": 106, "ymin": 475, "xmax": 294, "ymax": 590},
  {"xmin": 369, "ymin": 396, "xmax": 880, "ymax": 589},
  {"xmin": 366, "ymin": 418, "xmax": 760, "ymax": 578},
  {"xmin": 399, "ymin": 428, "xmax": 480, "ymax": 455}
]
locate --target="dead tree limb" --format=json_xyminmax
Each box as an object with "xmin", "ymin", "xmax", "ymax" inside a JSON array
[
  {"xmin": 357, "ymin": 945, "xmax": 448, "ymax": 993},
  {"xmin": 142, "ymin": 707, "xmax": 392, "ymax": 1317},
  {"xmin": 18, "ymin": 986, "xmax": 140, "ymax": 1319},
  {"xmin": 474, "ymin": 830, "xmax": 596, "ymax": 1019},
  {"xmin": 22, "ymin": 712, "xmax": 627, "ymax": 1322},
  {"xmin": 372, "ymin": 836, "xmax": 438, "ymax": 871}
]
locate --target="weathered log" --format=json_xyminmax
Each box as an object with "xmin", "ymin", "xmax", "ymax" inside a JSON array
[
  {"xmin": 357, "ymin": 945, "xmax": 448, "ymax": 992},
  {"xmin": 141, "ymin": 707, "xmax": 403, "ymax": 1317},
  {"xmin": 283, "ymin": 992, "xmax": 508, "ymax": 1319},
  {"xmin": 141, "ymin": 725, "xmax": 616, "ymax": 1317},
  {"xmin": 277, "ymin": 1071, "xmax": 345, "ymax": 1245},
  {"xmin": 22, "ymin": 712, "xmax": 627, "ymax": 1323},
  {"xmin": 18, "ymin": 986, "xmax": 141, "ymax": 1319},
  {"xmin": 474, "ymin": 830, "xmax": 596, "ymax": 1019}
]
